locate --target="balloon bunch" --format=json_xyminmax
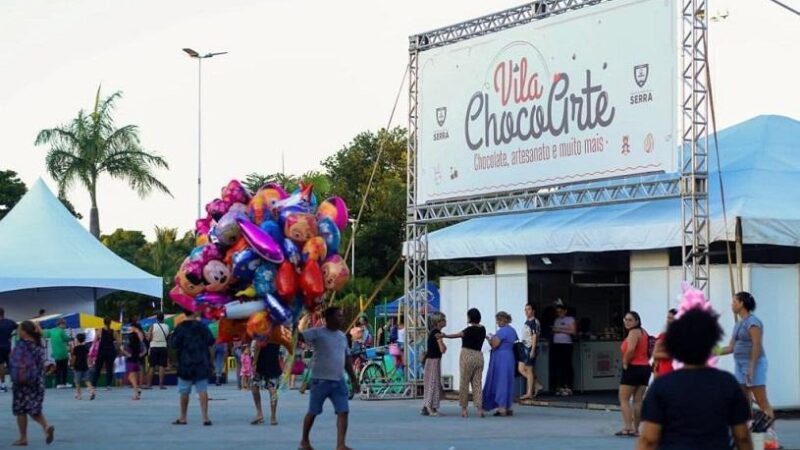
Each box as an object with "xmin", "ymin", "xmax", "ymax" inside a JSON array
[{"xmin": 170, "ymin": 179, "xmax": 351, "ymax": 349}]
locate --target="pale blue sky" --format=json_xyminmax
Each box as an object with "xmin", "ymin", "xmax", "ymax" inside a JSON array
[{"xmin": 1, "ymin": 0, "xmax": 797, "ymax": 237}]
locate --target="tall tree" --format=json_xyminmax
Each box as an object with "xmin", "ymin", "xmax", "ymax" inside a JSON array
[
  {"xmin": 35, "ymin": 86, "xmax": 171, "ymax": 237},
  {"xmin": 0, "ymin": 170, "xmax": 26, "ymax": 221}
]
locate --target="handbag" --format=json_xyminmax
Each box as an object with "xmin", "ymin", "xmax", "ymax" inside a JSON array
[{"xmin": 513, "ymin": 341, "xmax": 528, "ymax": 363}]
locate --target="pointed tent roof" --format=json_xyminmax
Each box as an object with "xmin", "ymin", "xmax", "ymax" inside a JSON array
[
  {"xmin": 0, "ymin": 179, "xmax": 161, "ymax": 298},
  {"xmin": 426, "ymin": 115, "xmax": 800, "ymax": 259}
]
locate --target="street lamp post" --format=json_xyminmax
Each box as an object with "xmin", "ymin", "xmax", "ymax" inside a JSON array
[{"xmin": 182, "ymin": 48, "xmax": 228, "ymax": 219}]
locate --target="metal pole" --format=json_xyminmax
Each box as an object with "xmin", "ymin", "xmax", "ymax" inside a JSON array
[
  {"xmin": 351, "ymin": 221, "xmax": 356, "ymax": 279},
  {"xmin": 197, "ymin": 58, "xmax": 203, "ymax": 219}
]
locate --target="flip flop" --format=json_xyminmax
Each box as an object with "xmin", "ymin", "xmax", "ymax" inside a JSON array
[
  {"xmin": 203, "ymin": 420, "xmax": 213, "ymax": 426},
  {"xmin": 12, "ymin": 441, "xmax": 27, "ymax": 446},
  {"xmin": 250, "ymin": 418, "xmax": 264, "ymax": 425},
  {"xmin": 46, "ymin": 426, "xmax": 54, "ymax": 445},
  {"xmin": 172, "ymin": 419, "xmax": 187, "ymax": 425},
  {"xmin": 615, "ymin": 430, "xmax": 634, "ymax": 437}
]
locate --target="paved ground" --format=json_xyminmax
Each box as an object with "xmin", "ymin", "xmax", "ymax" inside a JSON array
[{"xmin": 1, "ymin": 385, "xmax": 799, "ymax": 449}]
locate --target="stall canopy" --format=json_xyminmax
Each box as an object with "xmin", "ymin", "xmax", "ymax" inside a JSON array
[
  {"xmin": 426, "ymin": 115, "xmax": 800, "ymax": 260},
  {"xmin": 374, "ymin": 282, "xmax": 440, "ymax": 316},
  {"xmin": 34, "ymin": 313, "xmax": 121, "ymax": 331},
  {"xmin": 0, "ymin": 179, "xmax": 162, "ymax": 319}
]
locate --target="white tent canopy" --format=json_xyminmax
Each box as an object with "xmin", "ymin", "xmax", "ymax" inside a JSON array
[
  {"xmin": 426, "ymin": 115, "xmax": 800, "ymax": 260},
  {"xmin": 0, "ymin": 179, "xmax": 161, "ymax": 319}
]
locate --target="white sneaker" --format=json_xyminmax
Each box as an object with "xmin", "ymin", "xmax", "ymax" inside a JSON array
[
  {"xmin": 56, "ymin": 384, "xmax": 65, "ymax": 389},
  {"xmin": 65, "ymin": 383, "xmax": 73, "ymax": 388}
]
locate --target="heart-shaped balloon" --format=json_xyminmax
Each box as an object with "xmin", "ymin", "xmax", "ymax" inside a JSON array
[
  {"xmin": 265, "ymin": 293, "xmax": 293, "ymax": 325},
  {"xmin": 299, "ymin": 260, "xmax": 325, "ymax": 300},
  {"xmin": 275, "ymin": 261, "xmax": 298, "ymax": 302}
]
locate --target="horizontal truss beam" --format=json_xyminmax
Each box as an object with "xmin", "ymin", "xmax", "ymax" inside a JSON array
[
  {"xmin": 412, "ymin": 177, "xmax": 680, "ymax": 224},
  {"xmin": 409, "ymin": 0, "xmax": 613, "ymax": 52}
]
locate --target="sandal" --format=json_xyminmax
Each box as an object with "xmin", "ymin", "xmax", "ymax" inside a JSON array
[
  {"xmin": 270, "ymin": 419, "xmax": 278, "ymax": 426},
  {"xmin": 250, "ymin": 418, "xmax": 265, "ymax": 425},
  {"xmin": 615, "ymin": 430, "xmax": 635, "ymax": 437},
  {"xmin": 203, "ymin": 420, "xmax": 213, "ymax": 426},
  {"xmin": 45, "ymin": 426, "xmax": 54, "ymax": 445},
  {"xmin": 172, "ymin": 419, "xmax": 187, "ymax": 425}
]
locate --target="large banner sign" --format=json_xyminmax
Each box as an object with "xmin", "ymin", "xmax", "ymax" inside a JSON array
[{"xmin": 416, "ymin": 0, "xmax": 676, "ymax": 205}]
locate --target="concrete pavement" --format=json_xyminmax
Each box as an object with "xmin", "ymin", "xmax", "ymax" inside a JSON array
[{"xmin": 0, "ymin": 385, "xmax": 798, "ymax": 449}]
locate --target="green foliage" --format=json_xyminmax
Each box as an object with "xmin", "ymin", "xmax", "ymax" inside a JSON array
[
  {"xmin": 242, "ymin": 170, "xmax": 332, "ymax": 199},
  {"xmin": 96, "ymin": 227, "xmax": 194, "ymax": 319},
  {"xmin": 58, "ymin": 195, "xmax": 82, "ymax": 220},
  {"xmin": 0, "ymin": 170, "xmax": 27, "ymax": 221},
  {"xmin": 35, "ymin": 85, "xmax": 171, "ymax": 237}
]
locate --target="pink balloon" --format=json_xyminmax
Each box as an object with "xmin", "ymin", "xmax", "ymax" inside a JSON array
[
  {"xmin": 196, "ymin": 291, "xmax": 231, "ymax": 306},
  {"xmin": 169, "ymin": 285, "xmax": 197, "ymax": 312},
  {"xmin": 237, "ymin": 217, "xmax": 285, "ymax": 263}
]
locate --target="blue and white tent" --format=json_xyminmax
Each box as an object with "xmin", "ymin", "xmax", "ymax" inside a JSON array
[
  {"xmin": 0, "ymin": 179, "xmax": 162, "ymax": 319},
  {"xmin": 374, "ymin": 282, "xmax": 440, "ymax": 317},
  {"xmin": 426, "ymin": 115, "xmax": 800, "ymax": 260}
]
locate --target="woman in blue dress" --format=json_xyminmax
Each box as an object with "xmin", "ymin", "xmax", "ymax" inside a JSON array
[{"xmin": 482, "ymin": 311, "xmax": 518, "ymax": 416}]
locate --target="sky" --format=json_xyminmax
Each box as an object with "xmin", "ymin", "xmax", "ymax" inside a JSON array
[{"xmin": 0, "ymin": 0, "xmax": 798, "ymax": 239}]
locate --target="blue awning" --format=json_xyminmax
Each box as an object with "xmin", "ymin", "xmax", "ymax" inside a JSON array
[{"xmin": 374, "ymin": 282, "xmax": 440, "ymax": 317}]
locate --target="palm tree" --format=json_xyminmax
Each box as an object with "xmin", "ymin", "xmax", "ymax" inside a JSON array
[{"xmin": 35, "ymin": 86, "xmax": 171, "ymax": 237}]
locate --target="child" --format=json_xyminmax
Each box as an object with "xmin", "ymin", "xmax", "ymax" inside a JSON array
[
  {"xmin": 239, "ymin": 345, "xmax": 253, "ymax": 390},
  {"xmin": 289, "ymin": 353, "xmax": 305, "ymax": 390},
  {"xmin": 71, "ymin": 333, "xmax": 96, "ymax": 400},
  {"xmin": 113, "ymin": 353, "xmax": 126, "ymax": 387}
]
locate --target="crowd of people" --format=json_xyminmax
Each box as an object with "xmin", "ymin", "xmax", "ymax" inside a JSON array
[{"xmin": 0, "ymin": 289, "xmax": 779, "ymax": 449}]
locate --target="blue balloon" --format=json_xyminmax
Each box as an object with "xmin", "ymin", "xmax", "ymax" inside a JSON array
[
  {"xmin": 292, "ymin": 187, "xmax": 318, "ymax": 209},
  {"xmin": 264, "ymin": 294, "xmax": 292, "ymax": 325},
  {"xmin": 259, "ymin": 219, "xmax": 284, "ymax": 243},
  {"xmin": 282, "ymin": 238, "xmax": 302, "ymax": 266},
  {"xmin": 232, "ymin": 249, "xmax": 262, "ymax": 283},
  {"xmin": 253, "ymin": 263, "xmax": 277, "ymax": 297},
  {"xmin": 317, "ymin": 217, "xmax": 340, "ymax": 255}
]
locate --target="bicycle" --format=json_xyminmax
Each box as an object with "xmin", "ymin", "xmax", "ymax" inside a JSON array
[{"xmin": 297, "ymin": 349, "xmax": 356, "ymax": 400}]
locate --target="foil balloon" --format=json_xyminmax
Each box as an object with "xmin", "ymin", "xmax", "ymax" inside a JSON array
[
  {"xmin": 203, "ymin": 305, "xmax": 226, "ymax": 321},
  {"xmin": 195, "ymin": 216, "xmax": 212, "ymax": 235},
  {"xmin": 275, "ymin": 261, "xmax": 298, "ymax": 301},
  {"xmin": 291, "ymin": 186, "xmax": 318, "ymax": 209},
  {"xmin": 259, "ymin": 220, "xmax": 284, "ymax": 244},
  {"xmin": 321, "ymin": 255, "xmax": 350, "ymax": 292},
  {"xmin": 231, "ymin": 248, "xmax": 262, "ymax": 284},
  {"xmin": 246, "ymin": 311, "xmax": 272, "ymax": 339},
  {"xmin": 224, "ymin": 299, "xmax": 267, "ymax": 320},
  {"xmin": 302, "ymin": 236, "xmax": 327, "ymax": 263},
  {"xmin": 237, "ymin": 217, "xmax": 285, "ymax": 263},
  {"xmin": 189, "ymin": 244, "xmax": 223, "ymax": 264},
  {"xmin": 253, "ymin": 263, "xmax": 278, "ymax": 297},
  {"xmin": 221, "ymin": 180, "xmax": 251, "ymax": 205},
  {"xmin": 304, "ymin": 295, "xmax": 323, "ymax": 312},
  {"xmin": 205, "ymin": 198, "xmax": 230, "ymax": 221},
  {"xmin": 211, "ymin": 211, "xmax": 242, "ymax": 247},
  {"xmin": 317, "ymin": 196, "xmax": 349, "ymax": 232},
  {"xmin": 249, "ymin": 186, "xmax": 289, "ymax": 225},
  {"xmin": 267, "ymin": 324, "xmax": 293, "ymax": 351},
  {"xmin": 265, "ymin": 293, "xmax": 293, "ymax": 325},
  {"xmin": 196, "ymin": 291, "xmax": 232, "ymax": 306},
  {"xmin": 169, "ymin": 285, "xmax": 197, "ymax": 312},
  {"xmin": 218, "ymin": 318, "xmax": 248, "ymax": 343},
  {"xmin": 195, "ymin": 234, "xmax": 209, "ymax": 246},
  {"xmin": 202, "ymin": 260, "xmax": 232, "ymax": 292},
  {"xmin": 236, "ymin": 284, "xmax": 257, "ymax": 298},
  {"xmin": 278, "ymin": 205, "xmax": 307, "ymax": 228},
  {"xmin": 299, "ymin": 259, "xmax": 325, "ymax": 300},
  {"xmin": 317, "ymin": 217, "xmax": 340, "ymax": 255},
  {"xmin": 282, "ymin": 238, "xmax": 302, "ymax": 266},
  {"xmin": 224, "ymin": 238, "xmax": 249, "ymax": 266},
  {"xmin": 177, "ymin": 260, "xmax": 205, "ymax": 296},
  {"xmin": 272, "ymin": 183, "xmax": 313, "ymax": 214},
  {"xmin": 284, "ymin": 213, "xmax": 318, "ymax": 244}
]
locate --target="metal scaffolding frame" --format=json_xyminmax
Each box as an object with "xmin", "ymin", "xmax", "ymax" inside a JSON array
[
  {"xmin": 680, "ymin": 0, "xmax": 711, "ymax": 292},
  {"xmin": 397, "ymin": 0, "xmax": 710, "ymax": 398}
]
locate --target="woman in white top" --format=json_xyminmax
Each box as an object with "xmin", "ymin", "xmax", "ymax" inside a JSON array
[{"xmin": 145, "ymin": 313, "xmax": 170, "ymax": 389}]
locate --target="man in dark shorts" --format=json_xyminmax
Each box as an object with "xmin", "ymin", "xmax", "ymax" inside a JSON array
[
  {"xmin": 298, "ymin": 307, "xmax": 359, "ymax": 450},
  {"xmin": 170, "ymin": 309, "xmax": 215, "ymax": 426},
  {"xmin": 250, "ymin": 342, "xmax": 282, "ymax": 426},
  {"xmin": 0, "ymin": 307, "xmax": 17, "ymax": 393},
  {"xmin": 145, "ymin": 313, "xmax": 170, "ymax": 389}
]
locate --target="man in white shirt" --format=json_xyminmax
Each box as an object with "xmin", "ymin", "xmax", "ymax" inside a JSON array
[{"xmin": 145, "ymin": 313, "xmax": 170, "ymax": 389}]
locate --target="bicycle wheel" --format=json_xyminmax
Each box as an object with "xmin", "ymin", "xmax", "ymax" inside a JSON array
[{"xmin": 359, "ymin": 362, "xmax": 386, "ymax": 385}]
